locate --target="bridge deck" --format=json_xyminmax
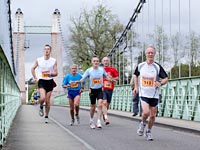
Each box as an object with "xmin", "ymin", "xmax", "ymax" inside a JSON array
[{"xmin": 2, "ymin": 105, "xmax": 200, "ymax": 150}]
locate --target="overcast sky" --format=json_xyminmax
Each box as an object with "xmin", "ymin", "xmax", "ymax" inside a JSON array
[
  {"xmin": 11, "ymin": 0, "xmax": 139, "ymax": 80},
  {"xmin": 11, "ymin": 0, "xmax": 199, "ymax": 80}
]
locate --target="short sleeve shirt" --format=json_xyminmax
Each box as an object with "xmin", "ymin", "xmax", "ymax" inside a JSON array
[
  {"xmin": 62, "ymin": 73, "xmax": 84, "ymax": 91},
  {"xmin": 103, "ymin": 67, "xmax": 119, "ymax": 90},
  {"xmin": 82, "ymin": 67, "xmax": 107, "ymax": 89},
  {"xmin": 134, "ymin": 62, "xmax": 168, "ymax": 99}
]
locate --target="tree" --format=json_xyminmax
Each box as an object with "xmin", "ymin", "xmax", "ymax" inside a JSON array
[
  {"xmin": 69, "ymin": 4, "xmax": 124, "ymax": 70},
  {"xmin": 145, "ymin": 26, "xmax": 168, "ymax": 64},
  {"xmin": 170, "ymin": 64, "xmax": 200, "ymax": 79},
  {"xmin": 137, "ymin": 43, "xmax": 146, "ymax": 64},
  {"xmin": 187, "ymin": 32, "xmax": 200, "ymax": 66},
  {"xmin": 171, "ymin": 32, "xmax": 183, "ymax": 66},
  {"xmin": 150, "ymin": 26, "xmax": 168, "ymax": 65}
]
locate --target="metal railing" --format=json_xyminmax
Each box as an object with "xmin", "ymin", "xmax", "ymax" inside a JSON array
[
  {"xmin": 0, "ymin": 47, "xmax": 21, "ymax": 146},
  {"xmin": 53, "ymin": 77, "xmax": 200, "ymax": 122},
  {"xmin": 0, "ymin": 0, "xmax": 21, "ymax": 147}
]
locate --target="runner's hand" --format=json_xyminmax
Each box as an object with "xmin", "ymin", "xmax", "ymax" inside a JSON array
[
  {"xmin": 33, "ymin": 78, "xmax": 38, "ymax": 83},
  {"xmin": 80, "ymin": 88, "xmax": 84, "ymax": 93},
  {"xmin": 133, "ymin": 88, "xmax": 138, "ymax": 95},
  {"xmin": 63, "ymin": 84, "xmax": 70, "ymax": 88},
  {"xmin": 154, "ymin": 81, "xmax": 162, "ymax": 88}
]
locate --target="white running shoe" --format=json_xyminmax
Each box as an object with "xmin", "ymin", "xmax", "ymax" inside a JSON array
[
  {"xmin": 75, "ymin": 114, "xmax": 80, "ymax": 124},
  {"xmin": 137, "ymin": 122, "xmax": 146, "ymax": 136},
  {"xmin": 145, "ymin": 130, "xmax": 153, "ymax": 141},
  {"xmin": 39, "ymin": 106, "xmax": 44, "ymax": 117},
  {"xmin": 96, "ymin": 121, "xmax": 102, "ymax": 128},
  {"xmin": 70, "ymin": 119, "xmax": 75, "ymax": 126},
  {"xmin": 90, "ymin": 120, "xmax": 95, "ymax": 129},
  {"xmin": 45, "ymin": 117, "xmax": 48, "ymax": 124}
]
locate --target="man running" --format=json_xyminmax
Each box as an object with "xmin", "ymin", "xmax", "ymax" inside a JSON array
[
  {"xmin": 31, "ymin": 44, "xmax": 58, "ymax": 123},
  {"xmin": 33, "ymin": 88, "xmax": 40, "ymax": 104},
  {"xmin": 102, "ymin": 56, "xmax": 118, "ymax": 125},
  {"xmin": 133, "ymin": 46, "xmax": 168, "ymax": 141},
  {"xmin": 80, "ymin": 56, "xmax": 111, "ymax": 129},
  {"xmin": 62, "ymin": 64, "xmax": 85, "ymax": 126}
]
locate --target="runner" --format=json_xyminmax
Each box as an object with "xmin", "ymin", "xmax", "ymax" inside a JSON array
[
  {"xmin": 80, "ymin": 56, "xmax": 111, "ymax": 129},
  {"xmin": 102, "ymin": 56, "xmax": 119, "ymax": 125},
  {"xmin": 133, "ymin": 46, "xmax": 168, "ymax": 140},
  {"xmin": 62, "ymin": 64, "xmax": 85, "ymax": 126},
  {"xmin": 33, "ymin": 89, "xmax": 40, "ymax": 104},
  {"xmin": 31, "ymin": 44, "xmax": 58, "ymax": 123}
]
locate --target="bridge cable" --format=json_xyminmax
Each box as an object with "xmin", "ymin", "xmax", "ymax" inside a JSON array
[
  {"xmin": 15, "ymin": 14, "xmax": 21, "ymax": 82},
  {"xmin": 107, "ymin": 0, "xmax": 146, "ymax": 57},
  {"xmin": 56, "ymin": 14, "xmax": 73, "ymax": 66},
  {"xmin": 7, "ymin": 0, "xmax": 16, "ymax": 75}
]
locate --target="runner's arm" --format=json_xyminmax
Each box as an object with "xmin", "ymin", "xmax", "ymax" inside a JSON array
[
  {"xmin": 50, "ymin": 60, "xmax": 58, "ymax": 77},
  {"xmin": 31, "ymin": 60, "xmax": 38, "ymax": 82}
]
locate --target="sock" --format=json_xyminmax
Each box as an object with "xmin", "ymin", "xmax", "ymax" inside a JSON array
[
  {"xmin": 45, "ymin": 116, "xmax": 48, "ymax": 118},
  {"xmin": 147, "ymin": 128, "xmax": 151, "ymax": 132},
  {"xmin": 141, "ymin": 121, "xmax": 145, "ymax": 125},
  {"xmin": 104, "ymin": 115, "xmax": 108, "ymax": 119}
]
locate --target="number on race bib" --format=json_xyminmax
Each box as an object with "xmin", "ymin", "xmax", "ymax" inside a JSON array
[
  {"xmin": 104, "ymin": 81, "xmax": 112, "ymax": 88},
  {"xmin": 70, "ymin": 82, "xmax": 79, "ymax": 88},
  {"xmin": 92, "ymin": 78, "xmax": 101, "ymax": 85},
  {"xmin": 42, "ymin": 71, "xmax": 50, "ymax": 78},
  {"xmin": 142, "ymin": 76, "xmax": 154, "ymax": 87}
]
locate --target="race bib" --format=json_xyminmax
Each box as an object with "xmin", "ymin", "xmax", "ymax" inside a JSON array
[
  {"xmin": 104, "ymin": 81, "xmax": 112, "ymax": 88},
  {"xmin": 41, "ymin": 71, "xmax": 50, "ymax": 78},
  {"xmin": 92, "ymin": 78, "xmax": 101, "ymax": 85},
  {"xmin": 142, "ymin": 76, "xmax": 154, "ymax": 87},
  {"xmin": 70, "ymin": 82, "xmax": 78, "ymax": 88}
]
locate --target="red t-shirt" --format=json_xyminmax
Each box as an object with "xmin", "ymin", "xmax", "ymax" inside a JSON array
[{"xmin": 103, "ymin": 67, "xmax": 119, "ymax": 90}]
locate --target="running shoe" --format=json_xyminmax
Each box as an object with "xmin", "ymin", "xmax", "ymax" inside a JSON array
[
  {"xmin": 70, "ymin": 119, "xmax": 75, "ymax": 126},
  {"xmin": 137, "ymin": 122, "xmax": 146, "ymax": 136},
  {"xmin": 96, "ymin": 121, "xmax": 102, "ymax": 128},
  {"xmin": 39, "ymin": 106, "xmax": 44, "ymax": 117},
  {"xmin": 132, "ymin": 113, "xmax": 138, "ymax": 116},
  {"xmin": 104, "ymin": 118, "xmax": 110, "ymax": 125},
  {"xmin": 145, "ymin": 130, "xmax": 153, "ymax": 141},
  {"xmin": 75, "ymin": 114, "xmax": 80, "ymax": 124},
  {"xmin": 90, "ymin": 120, "xmax": 95, "ymax": 129},
  {"xmin": 44, "ymin": 116, "xmax": 48, "ymax": 124}
]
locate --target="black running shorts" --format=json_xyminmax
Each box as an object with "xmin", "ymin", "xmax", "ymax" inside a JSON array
[
  {"xmin": 89, "ymin": 88, "xmax": 103, "ymax": 105},
  {"xmin": 38, "ymin": 79, "xmax": 56, "ymax": 93}
]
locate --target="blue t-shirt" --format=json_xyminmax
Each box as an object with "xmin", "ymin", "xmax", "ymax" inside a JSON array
[
  {"xmin": 82, "ymin": 67, "xmax": 107, "ymax": 89},
  {"xmin": 62, "ymin": 73, "xmax": 84, "ymax": 91}
]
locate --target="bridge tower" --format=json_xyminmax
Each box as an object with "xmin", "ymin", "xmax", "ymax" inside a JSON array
[
  {"xmin": 13, "ymin": 9, "xmax": 64, "ymax": 103},
  {"xmin": 51, "ymin": 9, "xmax": 63, "ymax": 96},
  {"xmin": 13, "ymin": 8, "xmax": 26, "ymax": 103}
]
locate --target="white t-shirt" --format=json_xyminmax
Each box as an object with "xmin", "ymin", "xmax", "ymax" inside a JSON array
[
  {"xmin": 134, "ymin": 62, "xmax": 167, "ymax": 99},
  {"xmin": 37, "ymin": 57, "xmax": 56, "ymax": 80}
]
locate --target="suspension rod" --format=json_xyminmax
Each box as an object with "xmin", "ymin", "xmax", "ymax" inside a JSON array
[{"xmin": 107, "ymin": 0, "xmax": 146, "ymax": 57}]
